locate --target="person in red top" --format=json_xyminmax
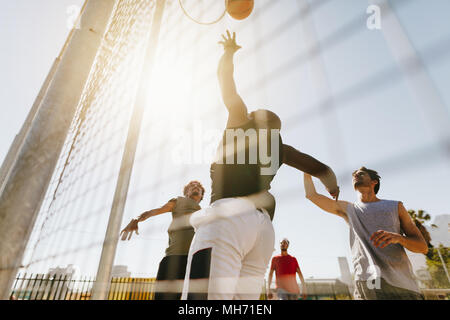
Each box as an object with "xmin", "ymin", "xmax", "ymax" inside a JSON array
[{"xmin": 268, "ymin": 238, "xmax": 307, "ymax": 300}]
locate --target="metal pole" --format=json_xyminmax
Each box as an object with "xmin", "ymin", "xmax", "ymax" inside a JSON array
[
  {"xmin": 0, "ymin": 0, "xmax": 116, "ymax": 300},
  {"xmin": 0, "ymin": 59, "xmax": 57, "ymax": 196},
  {"xmin": 436, "ymin": 245, "xmax": 450, "ymax": 285},
  {"xmin": 0, "ymin": 0, "xmax": 88, "ymax": 195},
  {"xmin": 91, "ymin": 0, "xmax": 166, "ymax": 300}
]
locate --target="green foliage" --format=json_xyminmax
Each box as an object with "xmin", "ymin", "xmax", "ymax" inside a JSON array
[
  {"xmin": 408, "ymin": 209, "xmax": 433, "ymax": 246},
  {"xmin": 408, "ymin": 209, "xmax": 449, "ymax": 288},
  {"xmin": 408, "ymin": 209, "xmax": 437, "ymax": 227},
  {"xmin": 408, "ymin": 209, "xmax": 430, "ymax": 222},
  {"xmin": 425, "ymin": 245, "xmax": 450, "ymax": 289}
]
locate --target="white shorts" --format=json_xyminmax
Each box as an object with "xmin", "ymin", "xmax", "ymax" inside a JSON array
[{"xmin": 181, "ymin": 197, "xmax": 275, "ymax": 300}]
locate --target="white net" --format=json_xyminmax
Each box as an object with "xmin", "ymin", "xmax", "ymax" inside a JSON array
[{"xmin": 22, "ymin": 0, "xmax": 156, "ymax": 276}]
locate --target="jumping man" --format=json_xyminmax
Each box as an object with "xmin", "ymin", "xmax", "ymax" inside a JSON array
[{"xmin": 181, "ymin": 31, "xmax": 340, "ymax": 300}]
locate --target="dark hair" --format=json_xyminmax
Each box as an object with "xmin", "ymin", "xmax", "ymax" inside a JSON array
[
  {"xmin": 183, "ymin": 181, "xmax": 205, "ymax": 201},
  {"xmin": 353, "ymin": 167, "xmax": 381, "ymax": 194}
]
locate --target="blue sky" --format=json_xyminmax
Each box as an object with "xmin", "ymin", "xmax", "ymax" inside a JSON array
[{"xmin": 1, "ymin": 0, "xmax": 449, "ymax": 280}]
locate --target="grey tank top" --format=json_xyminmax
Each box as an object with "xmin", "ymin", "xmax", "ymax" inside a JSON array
[
  {"xmin": 165, "ymin": 196, "xmax": 201, "ymax": 256},
  {"xmin": 346, "ymin": 200, "xmax": 420, "ymax": 293}
]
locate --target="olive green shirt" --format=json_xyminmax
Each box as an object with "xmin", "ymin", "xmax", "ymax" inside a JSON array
[{"xmin": 165, "ymin": 196, "xmax": 201, "ymax": 256}]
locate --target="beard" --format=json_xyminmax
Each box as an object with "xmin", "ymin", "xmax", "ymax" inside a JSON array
[
  {"xmin": 191, "ymin": 191, "xmax": 200, "ymax": 196},
  {"xmin": 353, "ymin": 180, "xmax": 368, "ymax": 188}
]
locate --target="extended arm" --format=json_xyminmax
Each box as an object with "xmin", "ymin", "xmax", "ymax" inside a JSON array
[
  {"xmin": 267, "ymin": 268, "xmax": 275, "ymax": 299},
  {"xmin": 283, "ymin": 144, "xmax": 340, "ymax": 198},
  {"xmin": 304, "ymin": 173, "xmax": 349, "ymax": 221},
  {"xmin": 370, "ymin": 202, "xmax": 428, "ymax": 254},
  {"xmin": 296, "ymin": 267, "xmax": 307, "ymax": 299},
  {"xmin": 218, "ymin": 30, "xmax": 248, "ymax": 128},
  {"xmin": 137, "ymin": 200, "xmax": 176, "ymax": 222},
  {"xmin": 120, "ymin": 200, "xmax": 175, "ymax": 241}
]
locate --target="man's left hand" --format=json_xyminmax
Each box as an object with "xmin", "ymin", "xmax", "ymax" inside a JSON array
[{"xmin": 370, "ymin": 230, "xmax": 403, "ymax": 249}]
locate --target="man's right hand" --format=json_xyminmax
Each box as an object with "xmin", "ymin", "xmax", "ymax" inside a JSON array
[
  {"xmin": 327, "ymin": 186, "xmax": 340, "ymax": 201},
  {"xmin": 218, "ymin": 30, "xmax": 241, "ymax": 54},
  {"xmin": 120, "ymin": 219, "xmax": 139, "ymax": 241}
]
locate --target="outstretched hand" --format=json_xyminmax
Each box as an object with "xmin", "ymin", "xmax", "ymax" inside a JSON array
[
  {"xmin": 120, "ymin": 219, "xmax": 139, "ymax": 241},
  {"xmin": 218, "ymin": 30, "xmax": 241, "ymax": 53}
]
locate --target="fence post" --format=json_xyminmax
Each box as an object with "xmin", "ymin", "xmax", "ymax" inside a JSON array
[
  {"xmin": 91, "ymin": 0, "xmax": 166, "ymax": 300},
  {"xmin": 0, "ymin": 0, "xmax": 116, "ymax": 300}
]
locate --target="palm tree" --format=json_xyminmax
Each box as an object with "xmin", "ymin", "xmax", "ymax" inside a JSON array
[
  {"xmin": 408, "ymin": 210, "xmax": 450, "ymax": 288},
  {"xmin": 407, "ymin": 209, "xmax": 436, "ymax": 257}
]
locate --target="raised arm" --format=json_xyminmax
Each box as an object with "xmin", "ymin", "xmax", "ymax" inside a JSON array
[
  {"xmin": 283, "ymin": 144, "xmax": 340, "ymax": 198},
  {"xmin": 218, "ymin": 30, "xmax": 248, "ymax": 128},
  {"xmin": 120, "ymin": 200, "xmax": 176, "ymax": 241},
  {"xmin": 304, "ymin": 173, "xmax": 349, "ymax": 221}
]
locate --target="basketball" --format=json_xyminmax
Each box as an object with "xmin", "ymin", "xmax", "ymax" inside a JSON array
[{"xmin": 226, "ymin": 0, "xmax": 254, "ymax": 20}]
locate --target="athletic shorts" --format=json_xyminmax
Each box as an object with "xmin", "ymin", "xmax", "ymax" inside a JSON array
[
  {"xmin": 154, "ymin": 255, "xmax": 188, "ymax": 300},
  {"xmin": 276, "ymin": 288, "xmax": 300, "ymax": 300},
  {"xmin": 181, "ymin": 197, "xmax": 275, "ymax": 300}
]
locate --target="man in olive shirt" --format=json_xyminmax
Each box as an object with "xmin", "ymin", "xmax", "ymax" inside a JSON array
[{"xmin": 120, "ymin": 181, "xmax": 204, "ymax": 300}]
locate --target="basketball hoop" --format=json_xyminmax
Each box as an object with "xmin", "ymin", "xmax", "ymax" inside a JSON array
[{"xmin": 178, "ymin": 0, "xmax": 227, "ymax": 25}]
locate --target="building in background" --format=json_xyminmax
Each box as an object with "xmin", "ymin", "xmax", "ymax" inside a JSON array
[
  {"xmin": 111, "ymin": 265, "xmax": 131, "ymax": 278},
  {"xmin": 429, "ymin": 215, "xmax": 450, "ymax": 247},
  {"xmin": 47, "ymin": 264, "xmax": 78, "ymax": 278},
  {"xmin": 306, "ymin": 278, "xmax": 352, "ymax": 300}
]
